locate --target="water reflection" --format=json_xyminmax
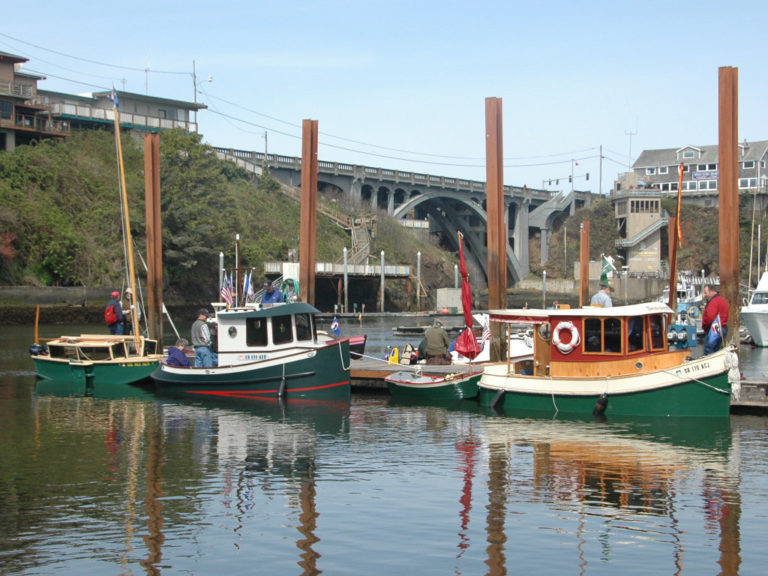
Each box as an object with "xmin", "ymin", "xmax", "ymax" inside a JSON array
[
  {"xmin": 26, "ymin": 384, "xmax": 349, "ymax": 576},
  {"xmin": 480, "ymin": 415, "xmax": 738, "ymax": 576}
]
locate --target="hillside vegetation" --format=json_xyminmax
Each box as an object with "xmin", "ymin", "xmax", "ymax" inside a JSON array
[{"xmin": 0, "ymin": 129, "xmax": 456, "ymax": 306}]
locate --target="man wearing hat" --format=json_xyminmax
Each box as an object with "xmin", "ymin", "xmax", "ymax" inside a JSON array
[
  {"xmin": 191, "ymin": 308, "xmax": 215, "ymax": 367},
  {"xmin": 424, "ymin": 319, "xmax": 452, "ymax": 365},
  {"xmin": 261, "ymin": 281, "xmax": 284, "ymax": 305},
  {"xmin": 591, "ymin": 280, "xmax": 614, "ymax": 307},
  {"xmin": 105, "ymin": 290, "xmax": 125, "ymax": 335}
]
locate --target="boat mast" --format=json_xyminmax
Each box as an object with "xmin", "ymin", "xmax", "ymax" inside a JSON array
[{"xmin": 111, "ymin": 90, "xmax": 140, "ymax": 349}]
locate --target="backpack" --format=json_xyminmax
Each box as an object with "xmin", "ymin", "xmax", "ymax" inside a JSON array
[{"xmin": 104, "ymin": 303, "xmax": 118, "ymax": 325}]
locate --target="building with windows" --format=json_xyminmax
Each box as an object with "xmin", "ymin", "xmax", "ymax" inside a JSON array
[
  {"xmin": 609, "ymin": 141, "xmax": 768, "ymax": 275},
  {"xmin": 615, "ymin": 141, "xmax": 768, "ymax": 208},
  {"xmin": 0, "ymin": 51, "xmax": 69, "ymax": 151},
  {"xmin": 1, "ymin": 50, "xmax": 204, "ymax": 152}
]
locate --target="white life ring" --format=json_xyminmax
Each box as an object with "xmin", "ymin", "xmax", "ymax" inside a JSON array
[{"xmin": 552, "ymin": 321, "xmax": 580, "ymax": 354}]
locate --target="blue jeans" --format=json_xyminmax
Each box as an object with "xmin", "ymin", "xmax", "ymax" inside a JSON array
[
  {"xmin": 109, "ymin": 322, "xmax": 124, "ymax": 335},
  {"xmin": 195, "ymin": 346, "xmax": 215, "ymax": 367}
]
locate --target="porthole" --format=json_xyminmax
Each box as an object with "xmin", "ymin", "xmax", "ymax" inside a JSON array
[
  {"xmin": 228, "ymin": 326, "xmax": 237, "ymax": 338},
  {"xmin": 538, "ymin": 323, "xmax": 552, "ymax": 341}
]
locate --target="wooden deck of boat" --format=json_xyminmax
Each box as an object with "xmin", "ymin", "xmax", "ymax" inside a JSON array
[{"xmin": 351, "ymin": 358, "xmax": 768, "ymax": 413}]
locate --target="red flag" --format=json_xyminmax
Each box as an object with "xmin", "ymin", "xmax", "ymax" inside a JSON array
[
  {"xmin": 454, "ymin": 231, "xmax": 481, "ymax": 360},
  {"xmin": 676, "ymin": 163, "xmax": 684, "ymax": 246}
]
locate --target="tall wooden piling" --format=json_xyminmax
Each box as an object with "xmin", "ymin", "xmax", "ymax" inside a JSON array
[
  {"xmin": 718, "ymin": 66, "xmax": 739, "ymax": 344},
  {"xmin": 299, "ymin": 119, "xmax": 319, "ymax": 306},
  {"xmin": 485, "ymin": 97, "xmax": 506, "ymax": 360},
  {"xmin": 144, "ymin": 133, "xmax": 162, "ymax": 342}
]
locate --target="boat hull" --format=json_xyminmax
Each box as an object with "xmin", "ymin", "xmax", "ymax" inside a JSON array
[
  {"xmin": 151, "ymin": 341, "xmax": 351, "ymax": 401},
  {"xmin": 32, "ymin": 356, "xmax": 159, "ymax": 386},
  {"xmin": 385, "ymin": 370, "xmax": 481, "ymax": 400},
  {"xmin": 740, "ymin": 309, "xmax": 768, "ymax": 346},
  {"xmin": 478, "ymin": 348, "xmax": 733, "ymax": 418}
]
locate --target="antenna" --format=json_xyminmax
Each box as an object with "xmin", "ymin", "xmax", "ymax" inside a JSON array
[{"xmin": 624, "ymin": 128, "xmax": 637, "ymax": 169}]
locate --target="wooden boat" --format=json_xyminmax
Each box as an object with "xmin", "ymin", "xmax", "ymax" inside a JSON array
[
  {"xmin": 477, "ymin": 302, "xmax": 739, "ymax": 418},
  {"xmin": 741, "ymin": 271, "xmax": 768, "ymax": 346},
  {"xmin": 29, "ymin": 94, "xmax": 162, "ymax": 386},
  {"xmin": 151, "ymin": 302, "xmax": 351, "ymax": 401},
  {"xmin": 30, "ymin": 334, "xmax": 162, "ymax": 386},
  {"xmin": 348, "ymin": 333, "xmax": 367, "ymax": 359},
  {"xmin": 385, "ymin": 368, "xmax": 482, "ymax": 400}
]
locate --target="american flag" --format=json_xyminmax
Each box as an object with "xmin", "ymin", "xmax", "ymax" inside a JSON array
[
  {"xmin": 221, "ymin": 275, "xmax": 234, "ymax": 307},
  {"xmin": 480, "ymin": 327, "xmax": 491, "ymax": 347}
]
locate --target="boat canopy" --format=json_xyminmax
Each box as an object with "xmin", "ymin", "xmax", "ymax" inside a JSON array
[
  {"xmin": 489, "ymin": 302, "xmax": 674, "ymax": 324},
  {"xmin": 216, "ymin": 302, "xmax": 320, "ymax": 320}
]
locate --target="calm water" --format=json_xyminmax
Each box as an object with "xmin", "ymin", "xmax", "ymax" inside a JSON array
[{"xmin": 2, "ymin": 320, "xmax": 768, "ymax": 575}]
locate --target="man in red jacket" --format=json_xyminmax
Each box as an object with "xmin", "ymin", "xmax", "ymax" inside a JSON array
[{"xmin": 702, "ymin": 284, "xmax": 729, "ymax": 354}]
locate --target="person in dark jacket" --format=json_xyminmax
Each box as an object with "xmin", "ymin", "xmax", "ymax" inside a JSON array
[{"xmin": 166, "ymin": 338, "xmax": 190, "ymax": 367}]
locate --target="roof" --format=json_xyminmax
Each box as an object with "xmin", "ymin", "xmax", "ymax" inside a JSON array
[
  {"xmin": 0, "ymin": 50, "xmax": 28, "ymax": 64},
  {"xmin": 634, "ymin": 141, "xmax": 768, "ymax": 168},
  {"xmin": 92, "ymin": 89, "xmax": 207, "ymax": 110},
  {"xmin": 489, "ymin": 301, "xmax": 674, "ymax": 323},
  {"xmin": 216, "ymin": 302, "xmax": 320, "ymax": 320}
]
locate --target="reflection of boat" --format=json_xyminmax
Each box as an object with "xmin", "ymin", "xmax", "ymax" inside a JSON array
[
  {"xmin": 741, "ymin": 271, "xmax": 768, "ymax": 346},
  {"xmin": 151, "ymin": 302, "xmax": 351, "ymax": 401},
  {"xmin": 481, "ymin": 415, "xmax": 731, "ymax": 513},
  {"xmin": 478, "ymin": 302, "xmax": 738, "ymax": 417},
  {"xmin": 34, "ymin": 377, "xmax": 157, "ymax": 400},
  {"xmin": 385, "ymin": 369, "xmax": 482, "ymax": 400}
]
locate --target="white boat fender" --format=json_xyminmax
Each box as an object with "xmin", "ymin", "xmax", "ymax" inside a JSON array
[
  {"xmin": 593, "ymin": 392, "xmax": 608, "ymax": 416},
  {"xmin": 552, "ymin": 321, "xmax": 580, "ymax": 354}
]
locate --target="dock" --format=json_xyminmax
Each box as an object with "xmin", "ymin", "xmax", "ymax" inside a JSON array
[
  {"xmin": 351, "ymin": 359, "xmax": 768, "ymax": 414},
  {"xmin": 350, "ymin": 359, "xmax": 476, "ymax": 391}
]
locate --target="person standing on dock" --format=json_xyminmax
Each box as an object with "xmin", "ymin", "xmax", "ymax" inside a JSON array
[
  {"xmin": 702, "ymin": 284, "xmax": 729, "ymax": 354},
  {"xmin": 424, "ymin": 319, "xmax": 451, "ymax": 365}
]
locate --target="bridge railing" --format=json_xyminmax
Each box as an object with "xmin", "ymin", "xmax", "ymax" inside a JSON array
[{"xmin": 212, "ymin": 146, "xmax": 556, "ymax": 198}]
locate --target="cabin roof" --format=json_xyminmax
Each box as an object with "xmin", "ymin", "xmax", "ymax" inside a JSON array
[
  {"xmin": 489, "ymin": 302, "xmax": 674, "ymax": 323},
  {"xmin": 215, "ymin": 301, "xmax": 320, "ymax": 320}
]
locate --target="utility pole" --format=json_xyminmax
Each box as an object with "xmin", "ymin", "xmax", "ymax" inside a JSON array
[{"xmin": 599, "ymin": 144, "xmax": 603, "ymax": 195}]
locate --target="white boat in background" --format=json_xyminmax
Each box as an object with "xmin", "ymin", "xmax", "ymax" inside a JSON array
[{"xmin": 741, "ymin": 271, "xmax": 768, "ymax": 346}]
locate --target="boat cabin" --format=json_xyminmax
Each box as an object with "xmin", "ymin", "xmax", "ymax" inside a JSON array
[
  {"xmin": 45, "ymin": 335, "xmax": 158, "ymax": 361},
  {"xmin": 210, "ymin": 302, "xmax": 323, "ymax": 365},
  {"xmin": 489, "ymin": 302, "xmax": 685, "ymax": 378}
]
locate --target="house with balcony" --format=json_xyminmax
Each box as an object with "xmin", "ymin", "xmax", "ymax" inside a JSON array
[
  {"xmin": 33, "ymin": 89, "xmax": 205, "ymax": 134},
  {"xmin": 0, "ymin": 51, "xmax": 69, "ymax": 151},
  {"xmin": 616, "ymin": 141, "xmax": 768, "ymax": 209},
  {"xmin": 1, "ymin": 49, "xmax": 205, "ymax": 152}
]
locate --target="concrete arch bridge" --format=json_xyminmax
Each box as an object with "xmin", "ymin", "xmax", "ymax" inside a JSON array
[{"xmin": 214, "ymin": 147, "xmax": 595, "ymax": 286}]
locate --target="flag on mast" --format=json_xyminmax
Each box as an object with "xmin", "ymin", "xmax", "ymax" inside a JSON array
[
  {"xmin": 676, "ymin": 163, "xmax": 684, "ymax": 246},
  {"xmin": 600, "ymin": 254, "xmax": 617, "ymax": 285}
]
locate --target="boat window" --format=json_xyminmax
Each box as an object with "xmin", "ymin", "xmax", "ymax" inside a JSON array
[
  {"xmin": 604, "ymin": 318, "xmax": 621, "ymax": 352},
  {"xmin": 295, "ymin": 313, "xmax": 312, "ymax": 341},
  {"xmin": 627, "ymin": 316, "xmax": 644, "ymax": 352},
  {"xmin": 753, "ymin": 293, "xmax": 768, "ymax": 305},
  {"xmin": 584, "ymin": 317, "xmax": 623, "ymax": 354},
  {"xmin": 246, "ymin": 318, "xmax": 268, "ymax": 347},
  {"xmin": 649, "ymin": 314, "xmax": 664, "ymax": 349},
  {"xmin": 584, "ymin": 318, "xmax": 602, "ymax": 352},
  {"xmin": 273, "ymin": 315, "xmax": 294, "ymax": 345}
]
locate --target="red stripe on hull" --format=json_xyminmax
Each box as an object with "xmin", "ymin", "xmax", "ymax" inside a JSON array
[{"xmin": 186, "ymin": 379, "xmax": 350, "ymax": 399}]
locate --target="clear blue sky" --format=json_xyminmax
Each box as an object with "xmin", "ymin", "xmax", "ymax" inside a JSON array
[{"xmin": 3, "ymin": 0, "xmax": 766, "ymax": 194}]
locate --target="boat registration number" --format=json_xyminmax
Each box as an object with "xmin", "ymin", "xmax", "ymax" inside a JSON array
[
  {"xmin": 239, "ymin": 354, "xmax": 268, "ymax": 361},
  {"xmin": 681, "ymin": 360, "xmax": 710, "ymax": 375}
]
